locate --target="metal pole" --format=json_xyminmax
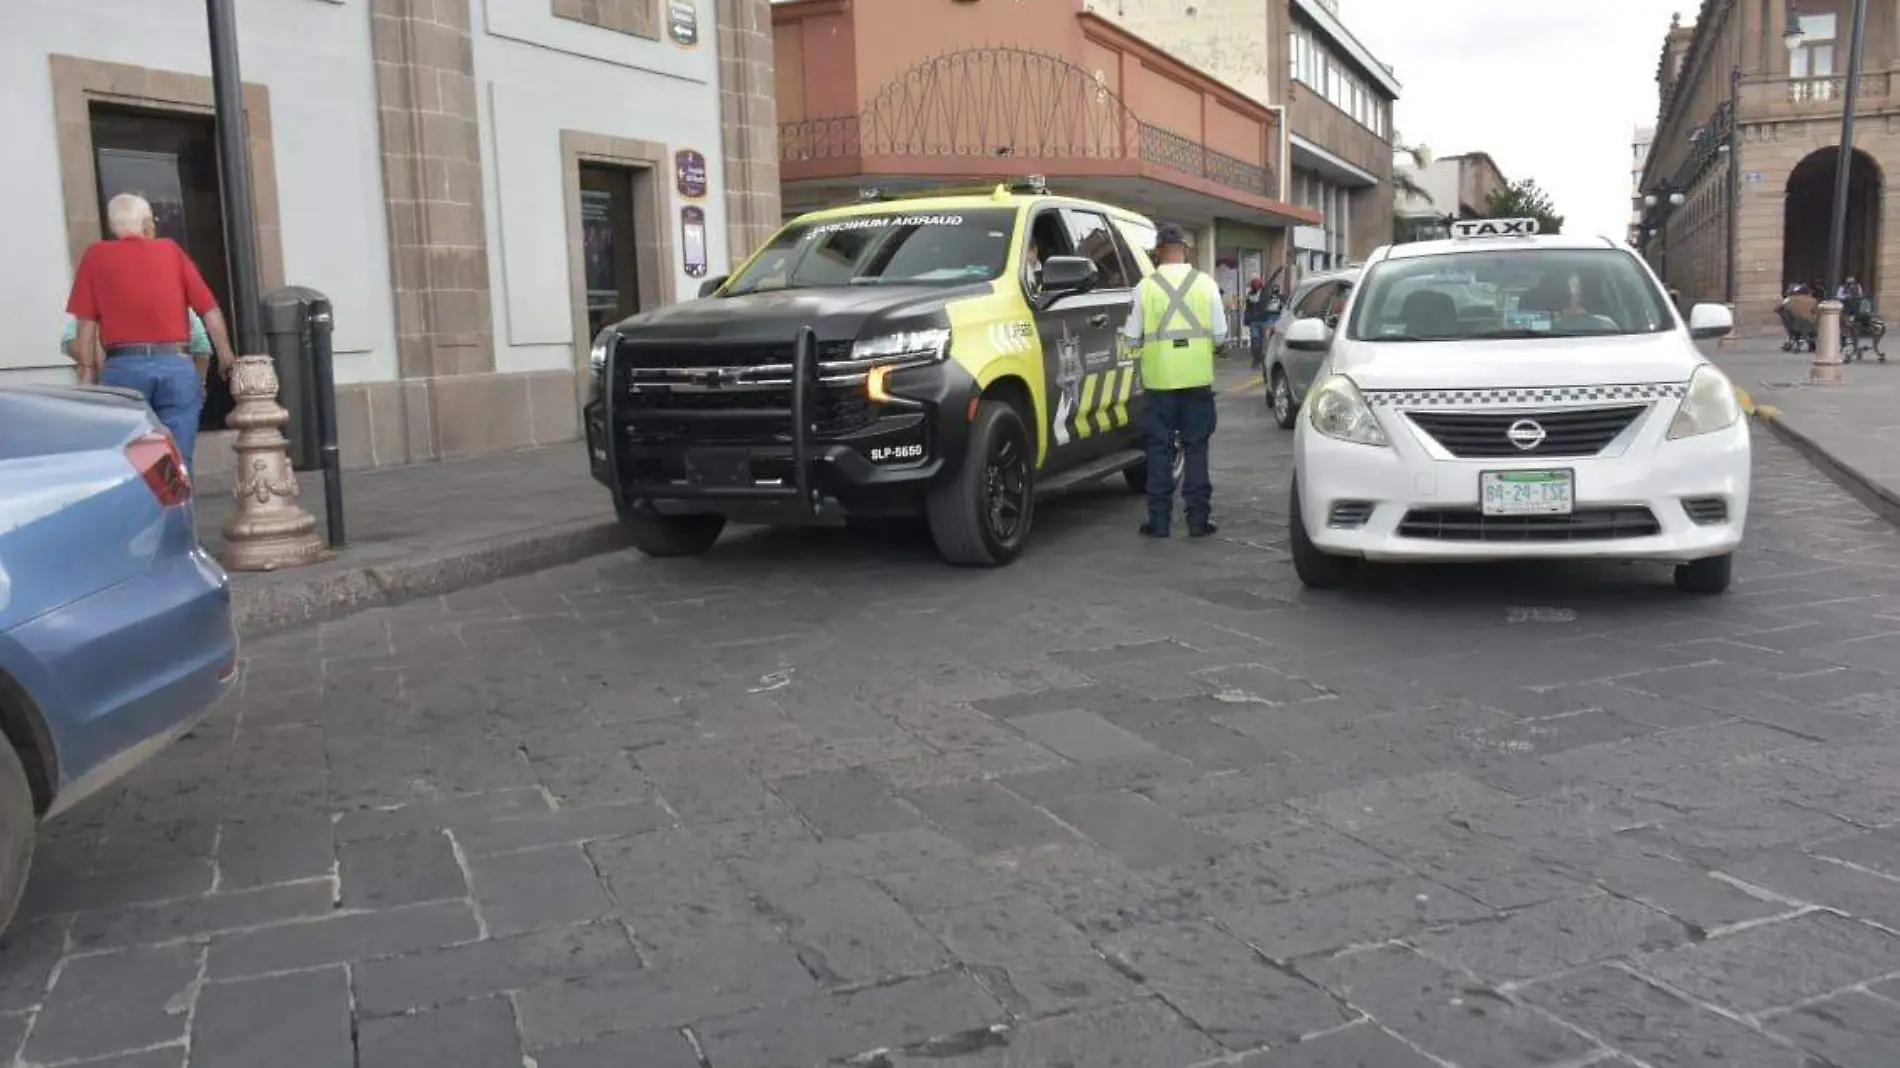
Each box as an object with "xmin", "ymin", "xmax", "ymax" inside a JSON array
[
  {"xmin": 205, "ymin": 0, "xmax": 264, "ymax": 355},
  {"xmin": 1826, "ymin": 0, "xmax": 1869, "ymax": 297},
  {"xmin": 309, "ymin": 298, "xmax": 347, "ymax": 549},
  {"xmin": 207, "ymin": 0, "xmax": 326, "ymax": 570}
]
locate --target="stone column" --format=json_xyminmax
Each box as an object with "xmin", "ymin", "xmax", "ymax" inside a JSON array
[
  {"xmin": 716, "ymin": 0, "xmax": 782, "ymax": 264},
  {"xmin": 369, "ymin": 0, "xmax": 498, "ymax": 461}
]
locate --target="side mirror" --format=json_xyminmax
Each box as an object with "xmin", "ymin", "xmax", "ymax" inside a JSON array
[
  {"xmin": 697, "ymin": 275, "xmax": 729, "ymax": 299},
  {"xmin": 1036, "ymin": 256, "xmax": 1098, "ymax": 308},
  {"xmin": 1686, "ymin": 302, "xmax": 1733, "ymax": 340},
  {"xmin": 1283, "ymin": 317, "xmax": 1334, "ymax": 352}
]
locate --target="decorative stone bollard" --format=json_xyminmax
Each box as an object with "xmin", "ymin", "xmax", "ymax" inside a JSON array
[{"xmin": 220, "ymin": 354, "xmax": 327, "ymax": 571}]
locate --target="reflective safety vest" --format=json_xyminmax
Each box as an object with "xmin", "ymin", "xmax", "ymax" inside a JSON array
[{"xmin": 1135, "ymin": 263, "xmax": 1220, "ymax": 391}]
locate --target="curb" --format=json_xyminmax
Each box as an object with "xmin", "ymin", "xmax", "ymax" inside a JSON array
[
  {"xmin": 231, "ymin": 518, "xmax": 631, "ymax": 640},
  {"xmin": 1753, "ymin": 406, "xmax": 1900, "ymax": 528}
]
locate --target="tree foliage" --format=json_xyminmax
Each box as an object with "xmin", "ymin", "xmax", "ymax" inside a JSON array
[{"xmin": 1482, "ymin": 178, "xmax": 1565, "ymax": 234}]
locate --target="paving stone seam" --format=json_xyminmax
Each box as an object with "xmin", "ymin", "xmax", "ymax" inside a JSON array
[
  {"xmin": 1551, "ymin": 960, "xmax": 1809, "ymax": 1067},
  {"xmin": 442, "ymin": 829, "xmax": 490, "ymax": 942}
]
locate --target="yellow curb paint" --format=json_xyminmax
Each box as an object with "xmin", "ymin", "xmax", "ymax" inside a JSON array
[
  {"xmin": 1734, "ymin": 385, "xmax": 1754, "ymax": 414},
  {"xmin": 1755, "ymin": 403, "xmax": 1781, "ymax": 419},
  {"xmin": 1223, "ymin": 378, "xmax": 1263, "ymax": 396}
]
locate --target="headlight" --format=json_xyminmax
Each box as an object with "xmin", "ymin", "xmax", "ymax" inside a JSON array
[
  {"xmin": 589, "ymin": 328, "xmax": 615, "ymax": 382},
  {"xmin": 1307, "ymin": 374, "xmax": 1389, "ymax": 446},
  {"xmin": 1666, "ymin": 365, "xmax": 1742, "ymax": 440},
  {"xmin": 852, "ymin": 327, "xmax": 951, "ymax": 364}
]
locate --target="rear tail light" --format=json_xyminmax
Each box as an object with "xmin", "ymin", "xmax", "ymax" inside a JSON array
[{"xmin": 125, "ymin": 431, "xmax": 192, "ymax": 508}]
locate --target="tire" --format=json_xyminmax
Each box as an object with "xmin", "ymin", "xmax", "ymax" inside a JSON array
[
  {"xmin": 615, "ymin": 501, "xmax": 726, "ymax": 558},
  {"xmin": 1675, "ymin": 553, "xmax": 1733, "ymax": 595},
  {"xmin": 1269, "ymin": 367, "xmax": 1299, "ymax": 430},
  {"xmin": 0, "ymin": 742, "xmax": 35, "ymax": 935},
  {"xmin": 1289, "ymin": 478, "xmax": 1355, "ymax": 589},
  {"xmin": 928, "ymin": 400, "xmax": 1034, "ymax": 566}
]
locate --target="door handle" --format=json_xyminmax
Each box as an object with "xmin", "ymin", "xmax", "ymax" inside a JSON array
[{"xmin": 1088, "ymin": 313, "xmax": 1111, "ymax": 328}]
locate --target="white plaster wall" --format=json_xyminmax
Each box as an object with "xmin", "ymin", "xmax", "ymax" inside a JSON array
[
  {"xmin": 0, "ymin": 0, "xmax": 398, "ymax": 386},
  {"xmin": 472, "ymin": 0, "xmax": 730, "ymax": 377}
]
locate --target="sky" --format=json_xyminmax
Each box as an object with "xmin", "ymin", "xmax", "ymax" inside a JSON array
[{"xmin": 1338, "ymin": 0, "xmax": 1689, "ymax": 240}]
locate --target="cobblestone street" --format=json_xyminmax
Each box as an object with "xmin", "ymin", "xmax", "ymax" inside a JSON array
[{"xmin": 11, "ymin": 373, "xmax": 1900, "ymax": 1067}]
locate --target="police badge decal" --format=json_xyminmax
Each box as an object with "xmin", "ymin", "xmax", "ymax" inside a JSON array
[{"xmin": 1053, "ymin": 322, "xmax": 1084, "ymax": 445}]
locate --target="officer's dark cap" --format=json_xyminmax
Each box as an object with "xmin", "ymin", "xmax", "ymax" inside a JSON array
[{"xmin": 1154, "ymin": 224, "xmax": 1189, "ymax": 248}]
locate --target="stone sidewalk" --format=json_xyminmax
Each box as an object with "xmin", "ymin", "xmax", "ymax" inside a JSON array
[
  {"xmin": 194, "ymin": 444, "xmax": 625, "ymax": 639},
  {"xmin": 1708, "ymin": 337, "xmax": 1900, "ymax": 524}
]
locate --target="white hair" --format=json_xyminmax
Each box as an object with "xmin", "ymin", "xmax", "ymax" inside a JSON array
[{"xmin": 106, "ymin": 193, "xmax": 154, "ymax": 238}]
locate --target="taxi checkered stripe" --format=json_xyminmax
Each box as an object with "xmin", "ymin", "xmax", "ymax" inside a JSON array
[{"xmin": 1363, "ymin": 383, "xmax": 1688, "ymax": 408}]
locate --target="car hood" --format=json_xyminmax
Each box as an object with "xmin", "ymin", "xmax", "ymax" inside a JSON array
[
  {"xmin": 611, "ymin": 283, "xmax": 991, "ymax": 344},
  {"xmin": 1332, "ymin": 332, "xmax": 1705, "ymax": 392}
]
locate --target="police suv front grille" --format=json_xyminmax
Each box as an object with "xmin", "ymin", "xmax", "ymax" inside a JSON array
[
  {"xmin": 1405, "ymin": 405, "xmax": 1647, "ymax": 459},
  {"xmin": 618, "ymin": 339, "xmax": 854, "ymax": 370},
  {"xmin": 622, "ymin": 385, "xmax": 873, "ymax": 442},
  {"xmin": 1398, "ymin": 507, "xmax": 1662, "ymax": 542}
]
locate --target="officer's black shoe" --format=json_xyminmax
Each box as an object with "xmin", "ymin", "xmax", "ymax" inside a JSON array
[
  {"xmin": 1138, "ymin": 521, "xmax": 1170, "ymax": 538},
  {"xmin": 1188, "ymin": 521, "xmax": 1219, "ymax": 538}
]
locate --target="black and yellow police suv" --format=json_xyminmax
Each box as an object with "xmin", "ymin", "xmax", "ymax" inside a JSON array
[{"xmin": 582, "ymin": 182, "xmax": 1167, "ymax": 566}]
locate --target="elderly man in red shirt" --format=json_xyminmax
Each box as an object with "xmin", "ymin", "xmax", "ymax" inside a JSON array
[{"xmin": 67, "ymin": 193, "xmax": 237, "ymax": 469}]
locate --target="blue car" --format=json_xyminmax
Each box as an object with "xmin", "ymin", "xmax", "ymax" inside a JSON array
[{"xmin": 0, "ymin": 385, "xmax": 237, "ymax": 930}]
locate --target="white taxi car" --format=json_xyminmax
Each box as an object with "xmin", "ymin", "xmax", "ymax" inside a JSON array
[{"xmin": 1285, "ymin": 219, "xmax": 1750, "ymax": 594}]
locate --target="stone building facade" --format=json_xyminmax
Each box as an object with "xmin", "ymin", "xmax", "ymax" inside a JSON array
[
  {"xmin": 1638, "ymin": 0, "xmax": 1900, "ymax": 328},
  {"xmin": 7, "ymin": 0, "xmax": 779, "ymax": 475}
]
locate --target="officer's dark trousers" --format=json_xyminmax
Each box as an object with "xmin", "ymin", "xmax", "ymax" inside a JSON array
[{"xmin": 1141, "ymin": 385, "xmax": 1217, "ymax": 530}]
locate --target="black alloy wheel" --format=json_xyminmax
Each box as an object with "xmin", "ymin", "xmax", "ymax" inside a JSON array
[{"xmin": 984, "ymin": 430, "xmax": 1030, "ymax": 545}]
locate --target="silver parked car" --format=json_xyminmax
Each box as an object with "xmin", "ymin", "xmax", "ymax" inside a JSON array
[{"xmin": 1262, "ymin": 266, "xmax": 1362, "ymax": 429}]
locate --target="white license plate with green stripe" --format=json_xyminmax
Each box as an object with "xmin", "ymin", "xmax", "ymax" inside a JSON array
[{"xmin": 1481, "ymin": 470, "xmax": 1573, "ymax": 516}]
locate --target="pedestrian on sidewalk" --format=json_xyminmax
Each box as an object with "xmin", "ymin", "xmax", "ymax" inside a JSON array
[
  {"xmin": 1124, "ymin": 223, "xmax": 1224, "ymax": 539},
  {"xmin": 1243, "ymin": 277, "xmax": 1269, "ymax": 368},
  {"xmin": 66, "ymin": 194, "xmax": 237, "ymax": 470}
]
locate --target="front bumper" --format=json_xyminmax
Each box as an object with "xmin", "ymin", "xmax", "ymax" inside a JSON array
[
  {"xmin": 1294, "ymin": 408, "xmax": 1751, "ymax": 564},
  {"xmin": 587, "ymin": 355, "xmax": 979, "ymax": 519}
]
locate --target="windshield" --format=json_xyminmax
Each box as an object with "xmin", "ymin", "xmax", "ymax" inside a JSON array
[
  {"xmin": 724, "ymin": 209, "xmax": 1015, "ymax": 295},
  {"xmin": 1346, "ymin": 248, "xmax": 1674, "ymax": 342}
]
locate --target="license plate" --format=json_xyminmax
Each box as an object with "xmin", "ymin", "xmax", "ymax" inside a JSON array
[
  {"xmin": 1481, "ymin": 469, "xmax": 1573, "ymax": 516},
  {"xmin": 683, "ymin": 450, "xmax": 751, "ymax": 486}
]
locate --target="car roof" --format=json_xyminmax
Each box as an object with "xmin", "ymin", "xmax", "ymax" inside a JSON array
[{"xmin": 1373, "ymin": 233, "xmax": 1625, "ymax": 263}]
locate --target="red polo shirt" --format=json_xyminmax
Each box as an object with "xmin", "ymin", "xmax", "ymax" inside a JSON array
[{"xmin": 66, "ymin": 237, "xmax": 219, "ymax": 346}]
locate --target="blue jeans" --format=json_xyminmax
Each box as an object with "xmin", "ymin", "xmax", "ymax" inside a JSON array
[
  {"xmin": 102, "ymin": 354, "xmax": 203, "ymax": 470},
  {"xmin": 1141, "ymin": 386, "xmax": 1217, "ymax": 530},
  {"xmin": 1249, "ymin": 322, "xmax": 1268, "ymax": 363}
]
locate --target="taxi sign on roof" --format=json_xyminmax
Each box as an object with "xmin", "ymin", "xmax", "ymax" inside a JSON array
[{"xmin": 1451, "ymin": 218, "xmax": 1540, "ymax": 239}]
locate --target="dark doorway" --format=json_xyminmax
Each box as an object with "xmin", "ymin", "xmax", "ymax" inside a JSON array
[
  {"xmin": 1783, "ymin": 147, "xmax": 1883, "ymax": 297},
  {"xmin": 89, "ymin": 103, "xmax": 238, "ymax": 431},
  {"xmin": 578, "ymin": 164, "xmax": 642, "ymax": 337}
]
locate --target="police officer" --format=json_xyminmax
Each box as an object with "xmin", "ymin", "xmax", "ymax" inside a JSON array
[{"xmin": 1123, "ymin": 224, "xmax": 1226, "ymax": 538}]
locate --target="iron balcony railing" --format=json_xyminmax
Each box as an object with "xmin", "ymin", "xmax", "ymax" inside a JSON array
[
  {"xmin": 778, "ymin": 47, "xmax": 1278, "ymax": 200},
  {"xmin": 781, "ymin": 113, "xmax": 1277, "ymax": 199}
]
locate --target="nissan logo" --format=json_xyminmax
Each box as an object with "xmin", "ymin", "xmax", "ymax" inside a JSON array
[{"xmin": 1506, "ymin": 419, "xmax": 1547, "ymax": 450}]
